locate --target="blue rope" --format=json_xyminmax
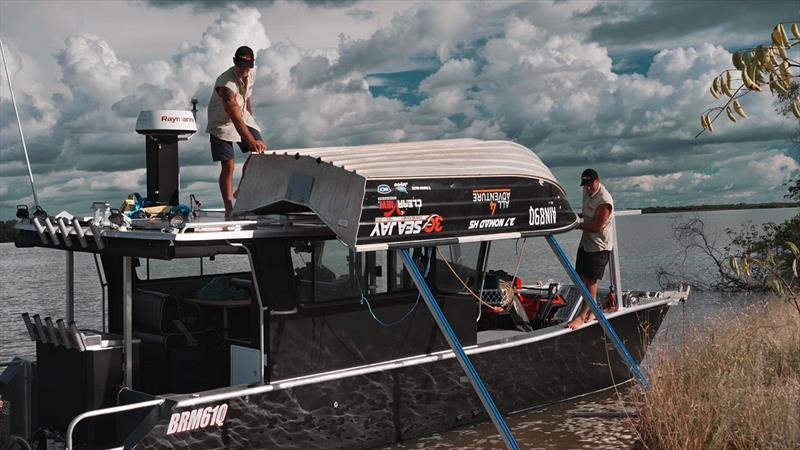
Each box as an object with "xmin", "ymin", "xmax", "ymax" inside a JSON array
[{"xmin": 358, "ymin": 248, "xmax": 432, "ymax": 327}]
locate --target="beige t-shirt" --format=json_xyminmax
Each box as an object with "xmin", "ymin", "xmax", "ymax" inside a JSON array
[
  {"xmin": 580, "ymin": 184, "xmax": 614, "ymax": 252},
  {"xmin": 206, "ymin": 66, "xmax": 261, "ymax": 142}
]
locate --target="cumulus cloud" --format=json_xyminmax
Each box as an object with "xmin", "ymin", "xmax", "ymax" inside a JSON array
[
  {"xmin": 581, "ymin": 0, "xmax": 798, "ymax": 51},
  {"xmin": 347, "ymin": 8, "xmax": 376, "ymax": 22},
  {"xmin": 1, "ymin": 0, "xmax": 797, "ymax": 218}
]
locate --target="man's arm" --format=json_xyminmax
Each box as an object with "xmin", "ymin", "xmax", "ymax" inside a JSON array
[
  {"xmin": 216, "ymin": 87, "xmax": 266, "ymax": 152},
  {"xmin": 578, "ymin": 204, "xmax": 611, "ymax": 233}
]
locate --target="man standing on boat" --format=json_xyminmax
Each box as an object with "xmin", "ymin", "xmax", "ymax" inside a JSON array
[
  {"xmin": 207, "ymin": 45, "xmax": 267, "ymax": 219},
  {"xmin": 566, "ymin": 168, "xmax": 615, "ymax": 330}
]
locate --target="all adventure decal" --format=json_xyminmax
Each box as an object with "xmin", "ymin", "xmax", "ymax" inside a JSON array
[{"xmin": 472, "ymin": 188, "xmax": 511, "ymax": 215}]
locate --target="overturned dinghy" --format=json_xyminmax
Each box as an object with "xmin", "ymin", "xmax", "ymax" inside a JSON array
[{"xmin": 234, "ymin": 139, "xmax": 579, "ymax": 251}]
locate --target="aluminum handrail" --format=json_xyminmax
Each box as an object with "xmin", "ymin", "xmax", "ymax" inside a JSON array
[
  {"xmin": 0, "ymin": 359, "xmax": 28, "ymax": 368},
  {"xmin": 66, "ymin": 399, "xmax": 165, "ymax": 450}
]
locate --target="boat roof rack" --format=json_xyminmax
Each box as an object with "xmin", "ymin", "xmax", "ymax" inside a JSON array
[{"xmin": 15, "ymin": 139, "xmax": 579, "ymax": 257}]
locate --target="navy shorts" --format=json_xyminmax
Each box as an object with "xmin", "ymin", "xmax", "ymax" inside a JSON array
[
  {"xmin": 575, "ymin": 246, "xmax": 610, "ymax": 281},
  {"xmin": 210, "ymin": 126, "xmax": 263, "ymax": 162}
]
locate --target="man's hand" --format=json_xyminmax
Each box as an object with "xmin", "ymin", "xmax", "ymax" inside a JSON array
[
  {"xmin": 251, "ymin": 139, "xmax": 267, "ymax": 153},
  {"xmin": 580, "ymin": 204, "xmax": 612, "ymax": 233}
]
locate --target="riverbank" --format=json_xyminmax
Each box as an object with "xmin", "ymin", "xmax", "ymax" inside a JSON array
[{"xmin": 633, "ymin": 300, "xmax": 800, "ymax": 449}]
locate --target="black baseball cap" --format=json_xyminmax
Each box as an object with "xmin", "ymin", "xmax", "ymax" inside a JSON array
[
  {"xmin": 580, "ymin": 168, "xmax": 599, "ymax": 186},
  {"xmin": 233, "ymin": 46, "xmax": 255, "ymax": 68}
]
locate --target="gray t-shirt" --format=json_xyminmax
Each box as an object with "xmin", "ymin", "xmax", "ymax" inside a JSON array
[
  {"xmin": 206, "ymin": 66, "xmax": 260, "ymax": 142},
  {"xmin": 580, "ymin": 184, "xmax": 614, "ymax": 252}
]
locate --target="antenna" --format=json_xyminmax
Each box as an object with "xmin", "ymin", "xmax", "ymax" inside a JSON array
[{"xmin": 0, "ymin": 37, "xmax": 40, "ymax": 207}]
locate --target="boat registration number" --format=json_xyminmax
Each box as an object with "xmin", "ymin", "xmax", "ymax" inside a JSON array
[{"xmin": 166, "ymin": 403, "xmax": 229, "ymax": 435}]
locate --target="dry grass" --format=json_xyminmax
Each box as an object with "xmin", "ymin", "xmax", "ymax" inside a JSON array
[{"xmin": 632, "ymin": 301, "xmax": 800, "ymax": 450}]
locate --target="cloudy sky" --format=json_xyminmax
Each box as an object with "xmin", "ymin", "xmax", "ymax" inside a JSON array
[{"xmin": 0, "ymin": 0, "xmax": 798, "ymax": 219}]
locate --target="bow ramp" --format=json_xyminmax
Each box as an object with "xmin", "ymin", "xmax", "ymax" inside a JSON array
[{"xmin": 234, "ymin": 138, "xmax": 579, "ymax": 251}]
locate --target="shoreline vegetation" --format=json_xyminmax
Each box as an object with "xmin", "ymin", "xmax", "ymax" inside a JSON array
[
  {"xmin": 639, "ymin": 201, "xmax": 798, "ymax": 214},
  {"xmin": 0, "ymin": 202, "xmax": 796, "ymax": 244},
  {"xmin": 632, "ymin": 300, "xmax": 800, "ymax": 449}
]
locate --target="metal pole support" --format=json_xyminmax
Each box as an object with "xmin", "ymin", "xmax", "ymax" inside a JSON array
[
  {"xmin": 400, "ymin": 249, "xmax": 520, "ymax": 450},
  {"xmin": 66, "ymin": 251, "xmax": 74, "ymax": 323},
  {"xmin": 122, "ymin": 256, "xmax": 133, "ymax": 387},
  {"xmin": 544, "ymin": 235, "xmax": 651, "ymax": 390},
  {"xmin": 609, "ymin": 216, "xmax": 623, "ymax": 306}
]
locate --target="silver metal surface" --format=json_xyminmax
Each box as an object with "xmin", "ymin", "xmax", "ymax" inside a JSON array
[
  {"xmin": 92, "ymin": 254, "xmax": 107, "ymax": 332},
  {"xmin": 44, "ymin": 218, "xmax": 60, "ymax": 246},
  {"xmin": 122, "ymin": 256, "xmax": 133, "ymax": 387},
  {"xmin": 252, "ymin": 139, "xmax": 556, "ymax": 182},
  {"xmin": 32, "ymin": 315, "xmax": 47, "ymax": 344},
  {"xmin": 66, "ymin": 251, "xmax": 74, "ymax": 322},
  {"xmin": 66, "ymin": 399, "xmax": 165, "ymax": 450},
  {"xmin": 71, "ymin": 219, "xmax": 88, "ymax": 248},
  {"xmin": 56, "ymin": 319, "xmax": 72, "ymax": 350},
  {"xmin": 31, "ymin": 218, "xmax": 49, "ymax": 244},
  {"xmin": 56, "ymin": 218, "xmax": 73, "ymax": 247},
  {"xmin": 89, "ymin": 223, "xmax": 105, "ymax": 249},
  {"xmin": 43, "ymin": 317, "xmax": 60, "ymax": 346},
  {"xmin": 227, "ymin": 242, "xmax": 266, "ymax": 382},
  {"xmin": 68, "ymin": 321, "xmax": 87, "ymax": 352}
]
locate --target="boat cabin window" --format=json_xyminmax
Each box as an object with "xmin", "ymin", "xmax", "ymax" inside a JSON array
[
  {"xmin": 290, "ymin": 240, "xmax": 415, "ymax": 303},
  {"xmin": 435, "ymin": 243, "xmax": 482, "ymax": 294},
  {"xmin": 135, "ymin": 254, "xmax": 250, "ymax": 280}
]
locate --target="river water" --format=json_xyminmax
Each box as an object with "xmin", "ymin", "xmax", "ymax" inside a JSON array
[{"xmin": 1, "ymin": 207, "xmax": 797, "ymax": 449}]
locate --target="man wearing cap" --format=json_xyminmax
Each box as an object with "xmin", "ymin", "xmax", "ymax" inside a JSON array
[
  {"xmin": 207, "ymin": 45, "xmax": 267, "ymax": 219},
  {"xmin": 567, "ymin": 168, "xmax": 615, "ymax": 330}
]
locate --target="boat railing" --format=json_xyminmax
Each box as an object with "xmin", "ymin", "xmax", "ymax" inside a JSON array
[
  {"xmin": 65, "ymin": 398, "xmax": 165, "ymax": 450},
  {"xmin": 0, "ymin": 359, "xmax": 28, "ymax": 368}
]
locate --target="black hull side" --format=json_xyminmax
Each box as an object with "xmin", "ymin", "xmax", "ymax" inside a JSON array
[{"xmin": 130, "ymin": 303, "xmax": 669, "ymax": 449}]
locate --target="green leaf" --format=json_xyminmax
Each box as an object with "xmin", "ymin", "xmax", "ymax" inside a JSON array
[{"xmin": 786, "ymin": 241, "xmax": 799, "ymax": 257}]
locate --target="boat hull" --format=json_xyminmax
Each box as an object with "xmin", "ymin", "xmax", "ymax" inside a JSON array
[{"xmin": 129, "ymin": 302, "xmax": 669, "ymax": 449}]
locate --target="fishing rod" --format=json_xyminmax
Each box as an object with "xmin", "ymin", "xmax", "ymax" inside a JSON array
[{"xmin": 0, "ymin": 37, "xmax": 40, "ymax": 207}]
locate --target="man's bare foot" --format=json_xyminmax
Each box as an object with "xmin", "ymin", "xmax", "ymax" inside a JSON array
[
  {"xmin": 566, "ymin": 317, "xmax": 585, "ymax": 330},
  {"xmin": 224, "ymin": 210, "xmax": 233, "ymax": 220}
]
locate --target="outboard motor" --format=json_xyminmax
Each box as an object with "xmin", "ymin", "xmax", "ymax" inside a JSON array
[{"xmin": 135, "ymin": 101, "xmax": 198, "ymax": 205}]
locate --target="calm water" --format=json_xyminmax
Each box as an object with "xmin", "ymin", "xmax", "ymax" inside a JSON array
[{"xmin": 1, "ymin": 208, "xmax": 797, "ymax": 449}]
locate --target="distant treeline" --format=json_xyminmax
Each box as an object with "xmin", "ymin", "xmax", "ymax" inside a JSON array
[
  {"xmin": 641, "ymin": 202, "xmax": 798, "ymax": 214},
  {"xmin": 0, "ymin": 220, "xmax": 18, "ymax": 243}
]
